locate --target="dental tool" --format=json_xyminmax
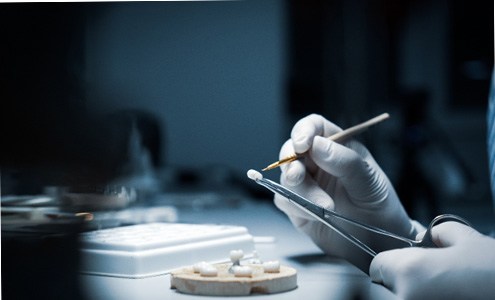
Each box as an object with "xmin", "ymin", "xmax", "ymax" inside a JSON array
[
  {"xmin": 262, "ymin": 113, "xmax": 390, "ymax": 171},
  {"xmin": 247, "ymin": 169, "xmax": 471, "ymax": 257}
]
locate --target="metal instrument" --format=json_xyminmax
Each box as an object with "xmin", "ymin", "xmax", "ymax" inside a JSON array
[{"xmin": 253, "ymin": 175, "xmax": 471, "ymax": 257}]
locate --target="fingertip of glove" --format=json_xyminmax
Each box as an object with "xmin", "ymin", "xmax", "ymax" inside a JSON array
[
  {"xmin": 285, "ymin": 165, "xmax": 304, "ymax": 186},
  {"xmin": 369, "ymin": 254, "xmax": 384, "ymax": 283},
  {"xmin": 292, "ymin": 134, "xmax": 311, "ymax": 153}
]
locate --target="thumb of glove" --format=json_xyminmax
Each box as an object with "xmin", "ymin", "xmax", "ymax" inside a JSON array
[{"xmin": 430, "ymin": 221, "xmax": 480, "ymax": 247}]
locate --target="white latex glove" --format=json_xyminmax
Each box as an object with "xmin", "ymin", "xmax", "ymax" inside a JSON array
[
  {"xmin": 370, "ymin": 221, "xmax": 495, "ymax": 300},
  {"xmin": 274, "ymin": 114, "xmax": 417, "ymax": 272}
]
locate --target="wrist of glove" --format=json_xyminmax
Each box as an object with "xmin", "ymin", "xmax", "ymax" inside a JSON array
[{"xmin": 370, "ymin": 222, "xmax": 495, "ymax": 300}]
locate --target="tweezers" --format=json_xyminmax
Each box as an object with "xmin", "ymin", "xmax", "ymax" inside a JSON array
[{"xmin": 253, "ymin": 175, "xmax": 471, "ymax": 257}]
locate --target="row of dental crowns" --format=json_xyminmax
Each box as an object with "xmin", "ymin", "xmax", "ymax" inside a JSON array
[{"xmin": 192, "ymin": 249, "xmax": 280, "ymax": 277}]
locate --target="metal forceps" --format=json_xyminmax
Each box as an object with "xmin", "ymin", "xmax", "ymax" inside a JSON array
[{"xmin": 253, "ymin": 176, "xmax": 471, "ymax": 257}]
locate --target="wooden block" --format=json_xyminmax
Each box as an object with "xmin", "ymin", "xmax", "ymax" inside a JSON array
[{"xmin": 170, "ymin": 263, "xmax": 297, "ymax": 296}]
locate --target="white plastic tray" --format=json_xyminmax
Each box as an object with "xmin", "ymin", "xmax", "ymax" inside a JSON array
[{"xmin": 79, "ymin": 222, "xmax": 255, "ymax": 278}]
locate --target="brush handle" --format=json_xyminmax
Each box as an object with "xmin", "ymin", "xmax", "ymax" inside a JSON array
[
  {"xmin": 262, "ymin": 113, "xmax": 390, "ymax": 171},
  {"xmin": 327, "ymin": 113, "xmax": 389, "ymax": 142}
]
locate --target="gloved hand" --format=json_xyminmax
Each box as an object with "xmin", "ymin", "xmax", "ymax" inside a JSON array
[
  {"xmin": 274, "ymin": 114, "xmax": 418, "ymax": 272},
  {"xmin": 370, "ymin": 221, "xmax": 495, "ymax": 300}
]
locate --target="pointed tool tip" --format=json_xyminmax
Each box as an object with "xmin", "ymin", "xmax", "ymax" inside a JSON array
[{"xmin": 262, "ymin": 162, "xmax": 279, "ymax": 172}]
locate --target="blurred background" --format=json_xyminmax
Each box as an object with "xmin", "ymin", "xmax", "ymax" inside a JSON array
[
  {"xmin": 0, "ymin": 1, "xmax": 493, "ymax": 298},
  {"xmin": 2, "ymin": 0, "xmax": 493, "ymax": 222}
]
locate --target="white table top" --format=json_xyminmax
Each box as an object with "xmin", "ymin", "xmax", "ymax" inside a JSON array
[{"xmin": 80, "ymin": 199, "xmax": 397, "ymax": 300}]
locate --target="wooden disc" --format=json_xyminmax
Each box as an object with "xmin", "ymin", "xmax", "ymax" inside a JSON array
[{"xmin": 170, "ymin": 263, "xmax": 297, "ymax": 296}]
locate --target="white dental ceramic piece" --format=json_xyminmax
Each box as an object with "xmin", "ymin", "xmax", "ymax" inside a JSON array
[
  {"xmin": 199, "ymin": 264, "xmax": 218, "ymax": 277},
  {"xmin": 232, "ymin": 265, "xmax": 253, "ymax": 277},
  {"xmin": 229, "ymin": 249, "xmax": 244, "ymax": 263},
  {"xmin": 246, "ymin": 169, "xmax": 263, "ymax": 181},
  {"xmin": 193, "ymin": 261, "xmax": 210, "ymax": 273},
  {"xmin": 263, "ymin": 260, "xmax": 280, "ymax": 273}
]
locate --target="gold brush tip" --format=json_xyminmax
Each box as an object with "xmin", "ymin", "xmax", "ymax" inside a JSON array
[
  {"xmin": 261, "ymin": 113, "xmax": 390, "ymax": 171},
  {"xmin": 262, "ymin": 154, "xmax": 299, "ymax": 171}
]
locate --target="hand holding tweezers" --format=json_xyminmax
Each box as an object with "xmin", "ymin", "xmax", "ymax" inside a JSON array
[{"xmin": 250, "ymin": 172, "xmax": 471, "ymax": 257}]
